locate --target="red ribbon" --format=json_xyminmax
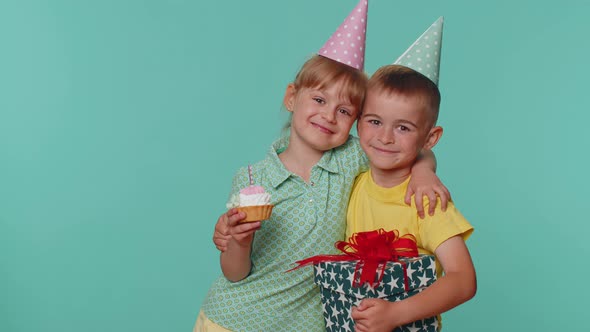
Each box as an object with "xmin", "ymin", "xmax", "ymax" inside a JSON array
[{"xmin": 289, "ymin": 229, "xmax": 418, "ymax": 287}]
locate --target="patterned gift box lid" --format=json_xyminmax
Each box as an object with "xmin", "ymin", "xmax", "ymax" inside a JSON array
[{"xmin": 313, "ymin": 254, "xmax": 437, "ymax": 299}]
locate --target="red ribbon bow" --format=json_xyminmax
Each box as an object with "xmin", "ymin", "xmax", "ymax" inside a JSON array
[{"xmin": 290, "ymin": 229, "xmax": 418, "ymax": 287}]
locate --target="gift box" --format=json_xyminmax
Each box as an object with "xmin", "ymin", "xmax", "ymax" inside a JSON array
[{"xmin": 313, "ymin": 254, "xmax": 439, "ymax": 332}]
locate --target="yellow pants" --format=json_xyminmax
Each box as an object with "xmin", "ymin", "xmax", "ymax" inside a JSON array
[{"xmin": 193, "ymin": 310, "xmax": 233, "ymax": 332}]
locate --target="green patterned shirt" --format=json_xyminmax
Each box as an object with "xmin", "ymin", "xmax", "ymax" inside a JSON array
[{"xmin": 201, "ymin": 135, "xmax": 367, "ymax": 331}]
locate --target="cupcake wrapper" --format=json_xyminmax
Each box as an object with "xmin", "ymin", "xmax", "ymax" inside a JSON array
[{"xmin": 237, "ymin": 205, "xmax": 274, "ymax": 222}]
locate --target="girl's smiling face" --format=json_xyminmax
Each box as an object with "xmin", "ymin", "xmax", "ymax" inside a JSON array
[{"xmin": 284, "ymin": 79, "xmax": 359, "ymax": 154}]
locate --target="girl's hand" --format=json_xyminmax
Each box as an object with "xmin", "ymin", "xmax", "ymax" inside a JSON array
[
  {"xmin": 213, "ymin": 211, "xmax": 231, "ymax": 252},
  {"xmin": 213, "ymin": 209, "xmax": 247, "ymax": 251},
  {"xmin": 405, "ymin": 168, "xmax": 450, "ymax": 219},
  {"xmin": 226, "ymin": 209, "xmax": 261, "ymax": 248}
]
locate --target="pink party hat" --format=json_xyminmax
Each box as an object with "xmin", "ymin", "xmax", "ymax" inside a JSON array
[{"xmin": 318, "ymin": 0, "xmax": 368, "ymax": 70}]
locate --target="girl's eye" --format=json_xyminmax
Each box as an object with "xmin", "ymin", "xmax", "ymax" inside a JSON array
[
  {"xmin": 313, "ymin": 97, "xmax": 325, "ymax": 104},
  {"xmin": 338, "ymin": 109, "xmax": 351, "ymax": 116}
]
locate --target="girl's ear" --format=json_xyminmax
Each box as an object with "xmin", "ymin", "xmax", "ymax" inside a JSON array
[
  {"xmin": 283, "ymin": 83, "xmax": 297, "ymax": 112},
  {"xmin": 423, "ymin": 126, "xmax": 443, "ymax": 150}
]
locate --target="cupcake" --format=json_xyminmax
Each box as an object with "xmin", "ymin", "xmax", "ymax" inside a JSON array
[
  {"xmin": 235, "ymin": 185, "xmax": 273, "ymax": 222},
  {"xmin": 226, "ymin": 166, "xmax": 273, "ymax": 222}
]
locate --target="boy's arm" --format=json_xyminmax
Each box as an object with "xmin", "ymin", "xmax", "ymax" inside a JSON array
[
  {"xmin": 351, "ymin": 236, "xmax": 476, "ymax": 332},
  {"xmin": 219, "ymin": 209, "xmax": 261, "ymax": 282},
  {"xmin": 407, "ymin": 149, "xmax": 451, "ymax": 218}
]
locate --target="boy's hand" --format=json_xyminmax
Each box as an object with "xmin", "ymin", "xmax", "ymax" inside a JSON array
[
  {"xmin": 213, "ymin": 209, "xmax": 246, "ymax": 251},
  {"xmin": 405, "ymin": 169, "xmax": 450, "ymax": 218},
  {"xmin": 352, "ymin": 298, "xmax": 400, "ymax": 332}
]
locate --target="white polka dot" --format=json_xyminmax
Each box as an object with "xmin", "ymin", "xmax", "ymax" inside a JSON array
[
  {"xmin": 360, "ymin": 47, "xmax": 363, "ymax": 51},
  {"xmin": 340, "ymin": 41, "xmax": 344, "ymax": 45},
  {"xmin": 426, "ymin": 54, "xmax": 431, "ymax": 58},
  {"xmin": 407, "ymin": 55, "xmax": 412, "ymax": 58},
  {"xmin": 333, "ymin": 50, "xmax": 337, "ymax": 53},
  {"xmin": 434, "ymin": 32, "xmax": 438, "ymax": 35},
  {"xmin": 337, "ymin": 33, "xmax": 341, "ymax": 37},
  {"xmin": 351, "ymin": 43, "xmax": 355, "ymax": 47},
  {"xmin": 323, "ymin": 50, "xmax": 328, "ymax": 54},
  {"xmin": 418, "ymin": 58, "xmax": 422, "ymax": 62},
  {"xmin": 347, "ymin": 61, "xmax": 351, "ymax": 64},
  {"xmin": 361, "ymin": 18, "xmax": 365, "ymax": 22},
  {"xmin": 344, "ymin": 25, "xmax": 348, "ymax": 29},
  {"xmin": 434, "ymin": 41, "xmax": 438, "ymax": 45},
  {"xmin": 427, "ymin": 64, "xmax": 431, "ymax": 68},
  {"xmin": 357, "ymin": 36, "xmax": 361, "ymax": 40},
  {"xmin": 354, "ymin": 53, "xmax": 358, "ymax": 58},
  {"xmin": 418, "ymin": 67, "xmax": 423, "ymax": 70},
  {"xmin": 408, "ymin": 62, "xmax": 413, "ymax": 66},
  {"xmin": 416, "ymin": 49, "xmax": 421, "ymax": 53},
  {"xmin": 330, "ymin": 42, "xmax": 334, "ymax": 46},
  {"xmin": 337, "ymin": 58, "xmax": 341, "ymax": 61},
  {"xmin": 426, "ymin": 45, "xmax": 430, "ymax": 48},
  {"xmin": 347, "ymin": 33, "xmax": 351, "ymax": 38},
  {"xmin": 425, "ymin": 36, "xmax": 429, "ymax": 40}
]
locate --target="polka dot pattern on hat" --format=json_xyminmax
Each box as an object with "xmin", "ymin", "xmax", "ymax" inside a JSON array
[
  {"xmin": 394, "ymin": 16, "xmax": 444, "ymax": 86},
  {"xmin": 318, "ymin": 0, "xmax": 368, "ymax": 70}
]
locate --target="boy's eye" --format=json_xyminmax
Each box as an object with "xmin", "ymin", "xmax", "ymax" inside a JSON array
[
  {"xmin": 398, "ymin": 125, "xmax": 410, "ymax": 132},
  {"xmin": 368, "ymin": 119, "xmax": 381, "ymax": 126},
  {"xmin": 313, "ymin": 97, "xmax": 325, "ymax": 104}
]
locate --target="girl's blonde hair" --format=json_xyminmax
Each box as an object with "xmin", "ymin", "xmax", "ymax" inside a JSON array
[{"xmin": 293, "ymin": 55, "xmax": 368, "ymax": 110}]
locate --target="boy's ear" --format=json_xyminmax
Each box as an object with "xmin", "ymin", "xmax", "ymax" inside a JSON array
[
  {"xmin": 283, "ymin": 83, "xmax": 296, "ymax": 112},
  {"xmin": 423, "ymin": 126, "xmax": 443, "ymax": 150}
]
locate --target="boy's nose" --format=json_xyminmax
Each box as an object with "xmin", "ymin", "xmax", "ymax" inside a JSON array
[{"xmin": 377, "ymin": 128, "xmax": 394, "ymax": 144}]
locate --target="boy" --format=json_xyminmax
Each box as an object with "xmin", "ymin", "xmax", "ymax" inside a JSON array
[{"xmin": 349, "ymin": 20, "xmax": 476, "ymax": 331}]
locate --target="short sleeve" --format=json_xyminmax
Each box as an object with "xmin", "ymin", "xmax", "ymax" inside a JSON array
[{"xmin": 418, "ymin": 200, "xmax": 474, "ymax": 253}]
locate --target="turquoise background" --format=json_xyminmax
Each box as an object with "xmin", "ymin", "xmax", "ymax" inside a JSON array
[{"xmin": 1, "ymin": 0, "xmax": 588, "ymax": 331}]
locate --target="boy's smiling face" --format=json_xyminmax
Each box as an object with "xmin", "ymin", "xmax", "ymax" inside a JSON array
[{"xmin": 358, "ymin": 90, "xmax": 442, "ymax": 178}]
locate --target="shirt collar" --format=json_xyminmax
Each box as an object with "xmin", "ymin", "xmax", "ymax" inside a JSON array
[{"xmin": 266, "ymin": 135, "xmax": 341, "ymax": 188}]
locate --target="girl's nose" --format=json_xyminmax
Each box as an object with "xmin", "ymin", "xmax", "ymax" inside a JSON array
[{"xmin": 321, "ymin": 108, "xmax": 337, "ymax": 123}]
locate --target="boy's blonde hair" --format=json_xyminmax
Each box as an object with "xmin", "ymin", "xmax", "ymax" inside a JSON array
[{"xmin": 367, "ymin": 65, "xmax": 440, "ymax": 125}]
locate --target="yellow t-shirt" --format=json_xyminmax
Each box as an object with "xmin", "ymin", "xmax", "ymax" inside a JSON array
[
  {"xmin": 346, "ymin": 171, "xmax": 474, "ymax": 276},
  {"xmin": 346, "ymin": 171, "xmax": 474, "ymax": 330}
]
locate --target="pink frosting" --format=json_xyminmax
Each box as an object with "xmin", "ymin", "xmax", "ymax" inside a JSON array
[{"xmin": 240, "ymin": 185, "xmax": 266, "ymax": 195}]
